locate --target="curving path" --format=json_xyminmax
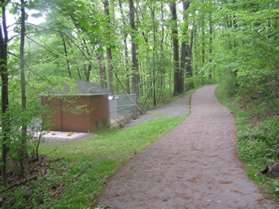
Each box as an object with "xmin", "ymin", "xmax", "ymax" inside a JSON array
[{"xmin": 98, "ymin": 85, "xmax": 277, "ymax": 209}]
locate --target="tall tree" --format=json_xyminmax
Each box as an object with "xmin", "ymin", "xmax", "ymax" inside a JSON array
[
  {"xmin": 0, "ymin": 0, "xmax": 9, "ymax": 185},
  {"xmin": 19, "ymin": 0, "xmax": 28, "ymax": 176},
  {"xmin": 60, "ymin": 33, "xmax": 72, "ymax": 78},
  {"xmin": 191, "ymin": 8, "xmax": 198, "ymax": 74},
  {"xmin": 208, "ymin": 0, "xmax": 213, "ymax": 79},
  {"xmin": 159, "ymin": 2, "xmax": 166, "ymax": 94},
  {"xmin": 103, "ymin": 0, "xmax": 114, "ymax": 91},
  {"xmin": 180, "ymin": 1, "xmax": 191, "ymax": 80},
  {"xmin": 201, "ymin": 2, "xmax": 206, "ymax": 66},
  {"xmin": 129, "ymin": 0, "xmax": 140, "ymax": 96},
  {"xmin": 169, "ymin": 1, "xmax": 183, "ymax": 95},
  {"xmin": 150, "ymin": 3, "xmax": 157, "ymax": 106},
  {"xmin": 118, "ymin": 0, "xmax": 130, "ymax": 93},
  {"xmin": 97, "ymin": 47, "xmax": 107, "ymax": 88}
]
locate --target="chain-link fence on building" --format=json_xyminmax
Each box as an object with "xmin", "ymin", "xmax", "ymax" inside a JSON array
[{"xmin": 109, "ymin": 94, "xmax": 137, "ymax": 120}]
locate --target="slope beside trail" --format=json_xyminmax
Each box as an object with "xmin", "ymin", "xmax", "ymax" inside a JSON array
[
  {"xmin": 98, "ymin": 85, "xmax": 277, "ymax": 209},
  {"xmin": 126, "ymin": 94, "xmax": 190, "ymax": 127}
]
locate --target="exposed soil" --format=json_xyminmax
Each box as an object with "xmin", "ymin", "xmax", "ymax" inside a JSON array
[
  {"xmin": 98, "ymin": 85, "xmax": 277, "ymax": 209},
  {"xmin": 126, "ymin": 94, "xmax": 190, "ymax": 127},
  {"xmin": 1, "ymin": 156, "xmax": 49, "ymax": 187}
]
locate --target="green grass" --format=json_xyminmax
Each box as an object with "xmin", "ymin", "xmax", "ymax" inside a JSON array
[
  {"xmin": 216, "ymin": 85, "xmax": 279, "ymax": 202},
  {"xmin": 4, "ymin": 116, "xmax": 183, "ymax": 209}
]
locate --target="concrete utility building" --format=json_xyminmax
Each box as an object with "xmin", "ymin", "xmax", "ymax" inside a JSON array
[{"xmin": 41, "ymin": 80, "xmax": 110, "ymax": 132}]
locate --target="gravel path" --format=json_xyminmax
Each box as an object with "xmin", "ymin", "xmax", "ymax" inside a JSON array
[
  {"xmin": 98, "ymin": 85, "xmax": 277, "ymax": 209},
  {"xmin": 126, "ymin": 94, "xmax": 190, "ymax": 127}
]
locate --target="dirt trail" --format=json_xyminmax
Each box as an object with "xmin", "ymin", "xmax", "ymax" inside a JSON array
[{"xmin": 98, "ymin": 85, "xmax": 277, "ymax": 209}]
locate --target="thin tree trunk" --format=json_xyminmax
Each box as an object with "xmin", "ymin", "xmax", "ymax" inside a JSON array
[
  {"xmin": 201, "ymin": 4, "xmax": 206, "ymax": 66},
  {"xmin": 80, "ymin": 37, "xmax": 93, "ymax": 81},
  {"xmin": 103, "ymin": 0, "xmax": 114, "ymax": 92},
  {"xmin": 191, "ymin": 12, "xmax": 198, "ymax": 75},
  {"xmin": 123, "ymin": 35, "xmax": 130, "ymax": 93},
  {"xmin": 97, "ymin": 48, "xmax": 107, "ymax": 88},
  {"xmin": 151, "ymin": 4, "xmax": 157, "ymax": 106},
  {"xmin": 159, "ymin": 2, "xmax": 165, "ymax": 99},
  {"xmin": 180, "ymin": 1, "xmax": 191, "ymax": 81},
  {"xmin": 60, "ymin": 33, "xmax": 72, "ymax": 78},
  {"xmin": 19, "ymin": 0, "xmax": 28, "ymax": 176},
  {"xmin": 129, "ymin": 0, "xmax": 140, "ymax": 97},
  {"xmin": 169, "ymin": 1, "xmax": 183, "ymax": 95},
  {"xmin": 118, "ymin": 0, "xmax": 130, "ymax": 93},
  {"xmin": 106, "ymin": 47, "xmax": 113, "ymax": 91},
  {"xmin": 0, "ymin": 1, "xmax": 10, "ymax": 185},
  {"xmin": 208, "ymin": 9, "xmax": 213, "ymax": 79},
  {"xmin": 187, "ymin": 27, "xmax": 193, "ymax": 77},
  {"xmin": 77, "ymin": 67, "xmax": 82, "ymax": 79},
  {"xmin": 85, "ymin": 65, "xmax": 92, "ymax": 81}
]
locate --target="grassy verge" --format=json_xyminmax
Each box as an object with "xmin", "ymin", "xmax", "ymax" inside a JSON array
[
  {"xmin": 216, "ymin": 86, "xmax": 279, "ymax": 201},
  {"xmin": 3, "ymin": 116, "xmax": 183, "ymax": 209}
]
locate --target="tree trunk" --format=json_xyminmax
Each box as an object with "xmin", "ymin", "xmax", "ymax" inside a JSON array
[
  {"xmin": 118, "ymin": 0, "xmax": 130, "ymax": 93},
  {"xmin": 180, "ymin": 1, "xmax": 191, "ymax": 81},
  {"xmin": 103, "ymin": 0, "xmax": 114, "ymax": 92},
  {"xmin": 201, "ymin": 10, "xmax": 206, "ymax": 66},
  {"xmin": 60, "ymin": 33, "xmax": 72, "ymax": 78},
  {"xmin": 79, "ymin": 37, "xmax": 92, "ymax": 81},
  {"xmin": 151, "ymin": 4, "xmax": 157, "ymax": 106},
  {"xmin": 19, "ymin": 0, "xmax": 28, "ymax": 176},
  {"xmin": 0, "ymin": 1, "xmax": 10, "ymax": 185},
  {"xmin": 97, "ymin": 48, "xmax": 107, "ymax": 88},
  {"xmin": 129, "ymin": 0, "xmax": 140, "ymax": 97},
  {"xmin": 159, "ymin": 2, "xmax": 165, "ymax": 98},
  {"xmin": 169, "ymin": 1, "xmax": 183, "ymax": 95},
  {"xmin": 77, "ymin": 67, "xmax": 82, "ymax": 79},
  {"xmin": 208, "ymin": 8, "xmax": 213, "ymax": 79},
  {"xmin": 191, "ymin": 10, "xmax": 198, "ymax": 74},
  {"xmin": 123, "ymin": 35, "xmax": 130, "ymax": 94},
  {"xmin": 84, "ymin": 64, "xmax": 92, "ymax": 81}
]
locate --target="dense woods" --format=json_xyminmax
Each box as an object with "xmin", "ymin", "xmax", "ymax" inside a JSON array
[{"xmin": 1, "ymin": 0, "xmax": 279, "ymax": 208}]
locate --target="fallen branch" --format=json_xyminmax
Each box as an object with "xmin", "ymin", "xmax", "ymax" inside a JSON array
[
  {"xmin": 260, "ymin": 161, "xmax": 279, "ymax": 177},
  {"xmin": 1, "ymin": 175, "xmax": 37, "ymax": 193}
]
